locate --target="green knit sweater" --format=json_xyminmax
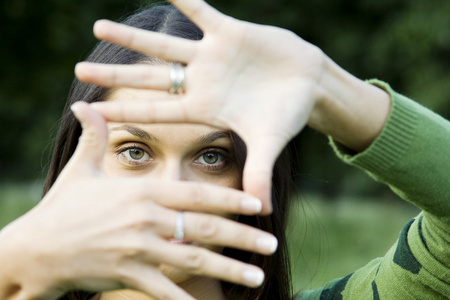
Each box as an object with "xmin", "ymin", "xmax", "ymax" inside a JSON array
[{"xmin": 295, "ymin": 80, "xmax": 450, "ymax": 299}]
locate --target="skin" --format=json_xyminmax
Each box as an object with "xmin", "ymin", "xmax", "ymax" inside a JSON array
[
  {"xmin": 0, "ymin": 101, "xmax": 274, "ymax": 300},
  {"xmin": 100, "ymin": 87, "xmax": 240, "ymax": 299},
  {"xmin": 77, "ymin": 0, "xmax": 391, "ymax": 214},
  {"xmin": 0, "ymin": 0, "xmax": 392, "ymax": 299}
]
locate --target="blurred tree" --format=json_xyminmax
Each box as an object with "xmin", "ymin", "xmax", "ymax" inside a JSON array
[
  {"xmin": 1, "ymin": 0, "xmax": 449, "ymax": 199},
  {"xmin": 0, "ymin": 0, "xmax": 140, "ymax": 180}
]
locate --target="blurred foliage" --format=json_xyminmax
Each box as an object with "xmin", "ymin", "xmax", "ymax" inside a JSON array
[
  {"xmin": 1, "ymin": 0, "xmax": 449, "ymax": 197},
  {"xmin": 287, "ymin": 193, "xmax": 419, "ymax": 290}
]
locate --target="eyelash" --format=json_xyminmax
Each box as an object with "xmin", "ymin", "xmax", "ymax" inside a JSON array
[
  {"xmin": 115, "ymin": 144, "xmax": 231, "ymax": 170},
  {"xmin": 195, "ymin": 148, "xmax": 231, "ymax": 171},
  {"xmin": 116, "ymin": 144, "xmax": 152, "ymax": 166}
]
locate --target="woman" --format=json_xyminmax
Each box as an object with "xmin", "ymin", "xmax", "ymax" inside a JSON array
[
  {"xmin": 49, "ymin": 5, "xmax": 294, "ymax": 300},
  {"xmin": 4, "ymin": 5, "xmax": 293, "ymax": 300},
  {"xmin": 1, "ymin": 0, "xmax": 449, "ymax": 299}
]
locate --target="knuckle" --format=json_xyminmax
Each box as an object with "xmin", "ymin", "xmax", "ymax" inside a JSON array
[
  {"xmin": 144, "ymin": 101, "xmax": 155, "ymax": 123},
  {"xmin": 79, "ymin": 130, "xmax": 100, "ymax": 146},
  {"xmin": 197, "ymin": 215, "xmax": 219, "ymax": 240},
  {"xmin": 130, "ymin": 182, "xmax": 152, "ymax": 200},
  {"xmin": 155, "ymin": 40, "xmax": 169, "ymax": 57},
  {"xmin": 128, "ymin": 207, "xmax": 161, "ymax": 232},
  {"xmin": 183, "ymin": 249, "xmax": 206, "ymax": 273},
  {"xmin": 120, "ymin": 245, "xmax": 145, "ymax": 260},
  {"xmin": 141, "ymin": 70, "xmax": 153, "ymax": 88},
  {"xmin": 109, "ymin": 67, "xmax": 118, "ymax": 86},
  {"xmin": 119, "ymin": 235, "xmax": 152, "ymax": 260},
  {"xmin": 188, "ymin": 183, "xmax": 206, "ymax": 207},
  {"xmin": 160, "ymin": 294, "xmax": 175, "ymax": 300},
  {"xmin": 222, "ymin": 192, "xmax": 238, "ymax": 211},
  {"xmin": 118, "ymin": 102, "xmax": 127, "ymax": 122}
]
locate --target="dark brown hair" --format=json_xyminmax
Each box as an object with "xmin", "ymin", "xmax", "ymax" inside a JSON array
[{"xmin": 43, "ymin": 5, "xmax": 294, "ymax": 300}]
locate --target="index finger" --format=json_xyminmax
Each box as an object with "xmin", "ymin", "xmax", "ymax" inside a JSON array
[
  {"xmin": 90, "ymin": 98, "xmax": 212, "ymax": 126},
  {"xmin": 129, "ymin": 180, "xmax": 263, "ymax": 215}
]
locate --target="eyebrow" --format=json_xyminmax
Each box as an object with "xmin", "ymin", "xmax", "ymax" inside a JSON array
[
  {"xmin": 195, "ymin": 130, "xmax": 231, "ymax": 144},
  {"xmin": 110, "ymin": 124, "xmax": 156, "ymax": 141},
  {"xmin": 110, "ymin": 125, "xmax": 231, "ymax": 144}
]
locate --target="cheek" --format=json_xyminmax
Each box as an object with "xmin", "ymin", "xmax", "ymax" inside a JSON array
[
  {"xmin": 102, "ymin": 152, "xmax": 116, "ymax": 177},
  {"xmin": 102, "ymin": 153, "xmax": 127, "ymax": 177},
  {"xmin": 211, "ymin": 175, "xmax": 242, "ymax": 190},
  {"xmin": 191, "ymin": 166, "xmax": 242, "ymax": 190},
  {"xmin": 102, "ymin": 152, "xmax": 145, "ymax": 178}
]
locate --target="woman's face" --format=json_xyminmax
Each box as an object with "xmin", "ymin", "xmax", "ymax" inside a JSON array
[{"xmin": 103, "ymin": 87, "xmax": 242, "ymax": 284}]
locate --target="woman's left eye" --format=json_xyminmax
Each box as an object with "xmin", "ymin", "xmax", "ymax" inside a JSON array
[{"xmin": 196, "ymin": 151, "xmax": 227, "ymax": 169}]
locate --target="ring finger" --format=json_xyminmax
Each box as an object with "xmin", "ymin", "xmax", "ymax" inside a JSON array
[{"xmin": 155, "ymin": 210, "xmax": 277, "ymax": 256}]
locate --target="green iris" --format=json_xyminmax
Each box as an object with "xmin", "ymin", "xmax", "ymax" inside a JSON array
[
  {"xmin": 203, "ymin": 152, "xmax": 219, "ymax": 164},
  {"xmin": 129, "ymin": 148, "xmax": 145, "ymax": 160}
]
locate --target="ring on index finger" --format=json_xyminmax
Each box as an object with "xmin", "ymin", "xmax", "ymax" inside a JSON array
[{"xmin": 168, "ymin": 62, "xmax": 185, "ymax": 94}]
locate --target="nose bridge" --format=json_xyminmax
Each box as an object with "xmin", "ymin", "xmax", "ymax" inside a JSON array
[{"xmin": 155, "ymin": 157, "xmax": 187, "ymax": 181}]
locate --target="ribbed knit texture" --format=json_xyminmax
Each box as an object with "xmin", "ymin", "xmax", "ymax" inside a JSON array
[{"xmin": 296, "ymin": 81, "xmax": 450, "ymax": 299}]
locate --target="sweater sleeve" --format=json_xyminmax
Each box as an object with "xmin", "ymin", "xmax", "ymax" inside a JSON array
[{"xmin": 295, "ymin": 80, "xmax": 450, "ymax": 299}]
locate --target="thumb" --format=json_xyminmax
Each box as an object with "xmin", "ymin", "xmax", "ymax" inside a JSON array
[
  {"xmin": 242, "ymin": 136, "xmax": 285, "ymax": 215},
  {"xmin": 66, "ymin": 101, "xmax": 109, "ymax": 174}
]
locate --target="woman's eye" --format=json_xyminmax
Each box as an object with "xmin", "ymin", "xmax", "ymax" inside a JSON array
[
  {"xmin": 128, "ymin": 148, "xmax": 146, "ymax": 160},
  {"xmin": 196, "ymin": 151, "xmax": 227, "ymax": 169},
  {"xmin": 203, "ymin": 152, "xmax": 220, "ymax": 164},
  {"xmin": 118, "ymin": 147, "xmax": 151, "ymax": 165}
]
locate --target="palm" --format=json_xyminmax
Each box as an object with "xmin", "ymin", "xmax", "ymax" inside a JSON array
[{"xmin": 76, "ymin": 0, "xmax": 325, "ymax": 212}]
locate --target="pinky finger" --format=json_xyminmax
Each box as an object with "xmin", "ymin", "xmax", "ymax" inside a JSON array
[
  {"xmin": 124, "ymin": 267, "xmax": 195, "ymax": 300},
  {"xmin": 158, "ymin": 244, "xmax": 265, "ymax": 288}
]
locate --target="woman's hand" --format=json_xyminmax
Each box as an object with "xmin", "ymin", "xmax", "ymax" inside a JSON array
[
  {"xmin": 0, "ymin": 103, "xmax": 275, "ymax": 300},
  {"xmin": 75, "ymin": 0, "xmax": 391, "ymax": 214},
  {"xmin": 75, "ymin": 0, "xmax": 325, "ymax": 215}
]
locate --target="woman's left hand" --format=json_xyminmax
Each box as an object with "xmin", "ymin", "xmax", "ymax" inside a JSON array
[
  {"xmin": 75, "ymin": 0, "xmax": 326, "ymax": 214},
  {"xmin": 75, "ymin": 0, "xmax": 391, "ymax": 214}
]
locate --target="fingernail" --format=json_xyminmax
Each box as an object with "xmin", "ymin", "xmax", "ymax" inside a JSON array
[
  {"xmin": 70, "ymin": 102, "xmax": 87, "ymax": 128},
  {"xmin": 256, "ymin": 236, "xmax": 278, "ymax": 253},
  {"xmin": 242, "ymin": 269, "xmax": 265, "ymax": 286},
  {"xmin": 70, "ymin": 102, "xmax": 81, "ymax": 118},
  {"xmin": 241, "ymin": 197, "xmax": 262, "ymax": 213}
]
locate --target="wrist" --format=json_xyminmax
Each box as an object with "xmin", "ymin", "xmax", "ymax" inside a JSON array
[{"xmin": 308, "ymin": 56, "xmax": 391, "ymax": 152}]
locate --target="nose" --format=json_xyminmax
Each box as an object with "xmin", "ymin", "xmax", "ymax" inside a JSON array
[{"xmin": 152, "ymin": 159, "xmax": 187, "ymax": 181}]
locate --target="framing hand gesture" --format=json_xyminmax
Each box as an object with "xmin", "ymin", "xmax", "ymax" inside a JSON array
[{"xmin": 75, "ymin": 0, "xmax": 326, "ymax": 214}]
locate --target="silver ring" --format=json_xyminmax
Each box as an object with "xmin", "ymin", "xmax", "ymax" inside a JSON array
[
  {"xmin": 168, "ymin": 62, "xmax": 185, "ymax": 94},
  {"xmin": 174, "ymin": 212, "xmax": 185, "ymax": 241}
]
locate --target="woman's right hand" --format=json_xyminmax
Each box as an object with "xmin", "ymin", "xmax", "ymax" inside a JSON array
[{"xmin": 0, "ymin": 103, "xmax": 275, "ymax": 300}]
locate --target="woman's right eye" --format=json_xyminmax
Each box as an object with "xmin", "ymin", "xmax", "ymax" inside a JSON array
[{"xmin": 117, "ymin": 146, "xmax": 152, "ymax": 166}]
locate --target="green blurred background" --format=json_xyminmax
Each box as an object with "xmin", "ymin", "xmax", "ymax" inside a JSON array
[{"xmin": 0, "ymin": 0, "xmax": 447, "ymax": 292}]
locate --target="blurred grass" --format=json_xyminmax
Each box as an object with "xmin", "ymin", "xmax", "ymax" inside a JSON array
[
  {"xmin": 0, "ymin": 182, "xmax": 42, "ymax": 228},
  {"xmin": 287, "ymin": 193, "xmax": 420, "ymax": 293},
  {"xmin": 0, "ymin": 183, "xmax": 420, "ymax": 294}
]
